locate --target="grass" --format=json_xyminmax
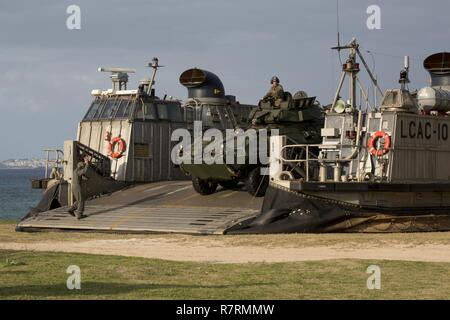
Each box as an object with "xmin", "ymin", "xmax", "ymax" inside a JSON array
[
  {"xmin": 0, "ymin": 250, "xmax": 449, "ymax": 299},
  {"xmin": 0, "ymin": 220, "xmax": 18, "ymax": 225}
]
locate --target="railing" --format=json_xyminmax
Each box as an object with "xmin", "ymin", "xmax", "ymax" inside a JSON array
[
  {"xmin": 30, "ymin": 149, "xmax": 64, "ymax": 189},
  {"xmin": 279, "ymin": 144, "xmax": 322, "ymax": 182},
  {"xmin": 279, "ymin": 142, "xmax": 377, "ymax": 182},
  {"xmin": 42, "ymin": 149, "xmax": 64, "ymax": 179},
  {"xmin": 75, "ymin": 142, "xmax": 111, "ymax": 177}
]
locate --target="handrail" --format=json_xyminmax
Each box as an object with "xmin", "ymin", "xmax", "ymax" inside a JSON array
[
  {"xmin": 279, "ymin": 143, "xmax": 367, "ymax": 182},
  {"xmin": 279, "ymin": 144, "xmax": 321, "ymax": 162},
  {"xmin": 42, "ymin": 149, "xmax": 64, "ymax": 179},
  {"xmin": 76, "ymin": 142, "xmax": 111, "ymax": 177},
  {"xmin": 279, "ymin": 144, "xmax": 322, "ymax": 182}
]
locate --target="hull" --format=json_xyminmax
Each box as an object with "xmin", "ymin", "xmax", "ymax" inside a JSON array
[{"xmin": 227, "ymin": 183, "xmax": 450, "ymax": 234}]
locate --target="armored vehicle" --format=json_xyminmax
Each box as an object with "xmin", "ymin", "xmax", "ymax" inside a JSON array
[
  {"xmin": 179, "ymin": 68, "xmax": 252, "ymax": 131},
  {"xmin": 180, "ymin": 89, "xmax": 324, "ymax": 197}
]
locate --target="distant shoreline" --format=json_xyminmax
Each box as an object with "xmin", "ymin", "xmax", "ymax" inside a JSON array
[{"xmin": 0, "ymin": 167, "xmax": 45, "ymax": 170}]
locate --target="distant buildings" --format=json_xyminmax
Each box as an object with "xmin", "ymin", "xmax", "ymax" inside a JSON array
[{"xmin": 0, "ymin": 159, "xmax": 46, "ymax": 169}]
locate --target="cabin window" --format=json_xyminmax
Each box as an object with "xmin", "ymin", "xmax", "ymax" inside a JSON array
[
  {"xmin": 84, "ymin": 100, "xmax": 102, "ymax": 120},
  {"xmin": 115, "ymin": 99, "xmax": 130, "ymax": 118},
  {"xmin": 83, "ymin": 97, "xmax": 139, "ymax": 120},
  {"xmin": 144, "ymin": 102, "xmax": 157, "ymax": 119},
  {"xmin": 135, "ymin": 101, "xmax": 157, "ymax": 120},
  {"xmin": 184, "ymin": 106, "xmax": 194, "ymax": 122},
  {"xmin": 133, "ymin": 100, "xmax": 142, "ymax": 119},
  {"xmin": 203, "ymin": 106, "xmax": 220, "ymax": 123},
  {"xmin": 382, "ymin": 91, "xmax": 399, "ymax": 106},
  {"xmin": 200, "ymin": 106, "xmax": 212, "ymax": 127},
  {"xmin": 115, "ymin": 98, "xmax": 136, "ymax": 119},
  {"xmin": 239, "ymin": 107, "xmax": 250, "ymax": 123},
  {"xmin": 99, "ymin": 99, "xmax": 118, "ymax": 119},
  {"xmin": 157, "ymin": 104, "xmax": 169, "ymax": 120},
  {"xmin": 167, "ymin": 104, "xmax": 182, "ymax": 121}
]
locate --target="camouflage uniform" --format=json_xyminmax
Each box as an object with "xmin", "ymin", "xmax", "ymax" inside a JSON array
[
  {"xmin": 264, "ymin": 84, "xmax": 285, "ymax": 107},
  {"xmin": 68, "ymin": 161, "xmax": 89, "ymax": 219}
]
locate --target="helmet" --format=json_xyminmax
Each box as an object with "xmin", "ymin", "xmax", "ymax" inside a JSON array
[
  {"xmin": 271, "ymin": 76, "xmax": 280, "ymax": 84},
  {"xmin": 293, "ymin": 90, "xmax": 308, "ymax": 99}
]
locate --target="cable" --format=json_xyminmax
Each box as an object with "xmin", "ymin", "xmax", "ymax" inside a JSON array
[
  {"xmin": 366, "ymin": 50, "xmax": 421, "ymax": 61},
  {"xmin": 336, "ymin": 0, "xmax": 343, "ymax": 65}
]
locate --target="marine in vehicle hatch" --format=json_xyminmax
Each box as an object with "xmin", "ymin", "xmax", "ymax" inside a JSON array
[
  {"xmin": 180, "ymin": 83, "xmax": 325, "ymax": 197},
  {"xmin": 262, "ymin": 76, "xmax": 285, "ymax": 108},
  {"xmin": 68, "ymin": 154, "xmax": 91, "ymax": 219}
]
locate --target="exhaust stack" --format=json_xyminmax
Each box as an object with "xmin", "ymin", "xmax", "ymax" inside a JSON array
[
  {"xmin": 418, "ymin": 53, "xmax": 450, "ymax": 113},
  {"xmin": 423, "ymin": 52, "xmax": 450, "ymax": 88},
  {"xmin": 179, "ymin": 68, "xmax": 225, "ymax": 99}
]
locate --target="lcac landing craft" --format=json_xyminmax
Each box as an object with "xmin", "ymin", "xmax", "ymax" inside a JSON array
[
  {"xmin": 229, "ymin": 39, "xmax": 450, "ymax": 234},
  {"xmin": 18, "ymin": 59, "xmax": 260, "ymax": 235}
]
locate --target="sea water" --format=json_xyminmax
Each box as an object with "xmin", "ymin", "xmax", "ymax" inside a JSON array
[{"xmin": 0, "ymin": 168, "xmax": 45, "ymax": 221}]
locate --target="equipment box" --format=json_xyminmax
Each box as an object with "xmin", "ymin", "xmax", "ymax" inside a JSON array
[{"xmin": 31, "ymin": 178, "xmax": 49, "ymax": 189}]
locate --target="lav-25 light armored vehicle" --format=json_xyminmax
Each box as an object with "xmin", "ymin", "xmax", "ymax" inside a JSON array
[{"xmin": 180, "ymin": 88, "xmax": 324, "ymax": 197}]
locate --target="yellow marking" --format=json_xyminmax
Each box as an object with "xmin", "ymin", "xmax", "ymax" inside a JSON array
[
  {"xmin": 179, "ymin": 193, "xmax": 200, "ymax": 202},
  {"xmin": 164, "ymin": 186, "xmax": 191, "ymax": 196},
  {"xmin": 108, "ymin": 212, "xmax": 134, "ymax": 229},
  {"xmin": 220, "ymin": 191, "xmax": 237, "ymax": 198},
  {"xmin": 143, "ymin": 185, "xmax": 167, "ymax": 193}
]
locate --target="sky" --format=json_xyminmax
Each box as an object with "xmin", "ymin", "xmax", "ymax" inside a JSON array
[{"xmin": 0, "ymin": 0, "xmax": 449, "ymax": 160}]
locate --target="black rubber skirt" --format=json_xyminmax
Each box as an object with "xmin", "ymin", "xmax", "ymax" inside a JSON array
[{"xmin": 226, "ymin": 184, "xmax": 450, "ymax": 234}]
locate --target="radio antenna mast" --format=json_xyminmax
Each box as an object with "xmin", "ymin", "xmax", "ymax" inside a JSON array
[
  {"xmin": 336, "ymin": 0, "xmax": 341, "ymax": 50},
  {"xmin": 331, "ymin": 38, "xmax": 383, "ymax": 112},
  {"xmin": 146, "ymin": 57, "xmax": 164, "ymax": 95}
]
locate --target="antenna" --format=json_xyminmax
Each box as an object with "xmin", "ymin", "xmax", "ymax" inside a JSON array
[
  {"xmin": 399, "ymin": 55, "xmax": 410, "ymax": 90},
  {"xmin": 331, "ymin": 38, "xmax": 383, "ymax": 112},
  {"xmin": 98, "ymin": 67, "xmax": 136, "ymax": 91},
  {"xmin": 98, "ymin": 67, "xmax": 136, "ymax": 73},
  {"xmin": 336, "ymin": 0, "xmax": 341, "ymax": 49},
  {"xmin": 146, "ymin": 57, "xmax": 165, "ymax": 95}
]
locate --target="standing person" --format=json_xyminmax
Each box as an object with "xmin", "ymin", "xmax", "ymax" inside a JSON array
[
  {"xmin": 263, "ymin": 76, "xmax": 285, "ymax": 108},
  {"xmin": 68, "ymin": 154, "xmax": 91, "ymax": 219}
]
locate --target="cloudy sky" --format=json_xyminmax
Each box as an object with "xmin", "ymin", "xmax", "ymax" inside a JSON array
[{"xmin": 1, "ymin": 0, "xmax": 449, "ymax": 160}]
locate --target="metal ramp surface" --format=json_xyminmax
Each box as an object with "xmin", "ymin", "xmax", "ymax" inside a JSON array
[{"xmin": 17, "ymin": 181, "xmax": 262, "ymax": 234}]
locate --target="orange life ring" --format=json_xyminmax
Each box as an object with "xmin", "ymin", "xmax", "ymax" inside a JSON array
[
  {"xmin": 108, "ymin": 137, "xmax": 126, "ymax": 159},
  {"xmin": 368, "ymin": 131, "xmax": 391, "ymax": 157}
]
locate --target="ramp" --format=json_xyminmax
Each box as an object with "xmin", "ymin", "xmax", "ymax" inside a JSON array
[{"xmin": 17, "ymin": 181, "xmax": 262, "ymax": 235}]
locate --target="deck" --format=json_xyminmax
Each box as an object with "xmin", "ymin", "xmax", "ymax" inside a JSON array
[{"xmin": 17, "ymin": 181, "xmax": 263, "ymax": 234}]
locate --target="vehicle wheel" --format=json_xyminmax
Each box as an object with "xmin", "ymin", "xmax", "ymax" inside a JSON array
[
  {"xmin": 192, "ymin": 177, "xmax": 218, "ymax": 195},
  {"xmin": 246, "ymin": 167, "xmax": 269, "ymax": 197},
  {"xmin": 218, "ymin": 180, "xmax": 239, "ymax": 189}
]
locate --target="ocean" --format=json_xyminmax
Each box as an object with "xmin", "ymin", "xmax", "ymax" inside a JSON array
[{"xmin": 0, "ymin": 168, "xmax": 45, "ymax": 221}]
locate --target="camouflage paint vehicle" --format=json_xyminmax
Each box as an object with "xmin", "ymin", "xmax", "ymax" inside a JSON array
[{"xmin": 181, "ymin": 90, "xmax": 324, "ymax": 196}]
